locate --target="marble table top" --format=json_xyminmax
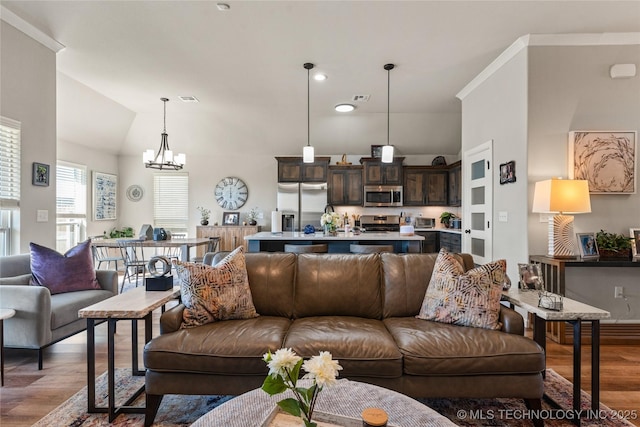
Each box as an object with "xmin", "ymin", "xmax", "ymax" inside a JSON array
[
  {"xmin": 78, "ymin": 286, "xmax": 180, "ymax": 319},
  {"xmin": 244, "ymin": 231, "xmax": 424, "ymax": 241},
  {"xmin": 502, "ymin": 289, "xmax": 611, "ymax": 321}
]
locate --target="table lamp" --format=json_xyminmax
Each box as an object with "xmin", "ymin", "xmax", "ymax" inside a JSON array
[{"xmin": 532, "ymin": 178, "xmax": 591, "ymax": 258}]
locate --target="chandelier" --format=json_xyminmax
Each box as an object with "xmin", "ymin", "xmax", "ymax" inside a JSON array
[{"xmin": 143, "ymin": 97, "xmax": 185, "ymax": 170}]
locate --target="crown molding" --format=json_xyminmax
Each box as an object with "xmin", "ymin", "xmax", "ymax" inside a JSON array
[
  {"xmin": 456, "ymin": 32, "xmax": 640, "ymax": 100},
  {"xmin": 1, "ymin": 6, "xmax": 65, "ymax": 53}
]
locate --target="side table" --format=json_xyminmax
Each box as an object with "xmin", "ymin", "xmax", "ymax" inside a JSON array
[
  {"xmin": 502, "ymin": 289, "xmax": 610, "ymax": 422},
  {"xmin": 0, "ymin": 308, "xmax": 16, "ymax": 386},
  {"xmin": 78, "ymin": 286, "xmax": 180, "ymax": 422}
]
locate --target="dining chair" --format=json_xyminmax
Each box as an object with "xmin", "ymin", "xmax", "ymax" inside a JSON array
[
  {"xmin": 191, "ymin": 237, "xmax": 220, "ymax": 263},
  {"xmin": 116, "ymin": 239, "xmax": 148, "ymax": 293},
  {"xmin": 91, "ymin": 236, "xmax": 124, "ymax": 271},
  {"xmin": 163, "ymin": 233, "xmax": 187, "ymax": 268}
]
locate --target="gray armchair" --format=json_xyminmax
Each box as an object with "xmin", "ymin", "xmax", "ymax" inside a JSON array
[{"xmin": 0, "ymin": 253, "xmax": 118, "ymax": 369}]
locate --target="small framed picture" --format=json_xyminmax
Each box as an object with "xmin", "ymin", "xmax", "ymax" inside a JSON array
[
  {"xmin": 518, "ymin": 263, "xmax": 544, "ymax": 290},
  {"xmin": 370, "ymin": 145, "xmax": 383, "ymax": 158},
  {"xmin": 576, "ymin": 232, "xmax": 599, "ymax": 258},
  {"xmin": 631, "ymin": 228, "xmax": 640, "ymax": 259},
  {"xmin": 32, "ymin": 162, "xmax": 50, "ymax": 186},
  {"xmin": 499, "ymin": 161, "xmax": 516, "ymax": 185},
  {"xmin": 223, "ymin": 212, "xmax": 240, "ymax": 226}
]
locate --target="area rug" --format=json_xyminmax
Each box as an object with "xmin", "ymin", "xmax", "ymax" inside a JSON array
[{"xmin": 33, "ymin": 369, "xmax": 634, "ymax": 427}]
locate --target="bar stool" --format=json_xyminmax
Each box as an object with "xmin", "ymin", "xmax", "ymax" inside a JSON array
[
  {"xmin": 349, "ymin": 244, "xmax": 394, "ymax": 254},
  {"xmin": 284, "ymin": 244, "xmax": 328, "ymax": 253}
]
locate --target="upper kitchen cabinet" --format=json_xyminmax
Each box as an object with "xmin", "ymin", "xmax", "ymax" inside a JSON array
[
  {"xmin": 276, "ymin": 157, "xmax": 330, "ymax": 183},
  {"xmin": 327, "ymin": 165, "xmax": 363, "ymax": 206},
  {"xmin": 403, "ymin": 166, "xmax": 448, "ymax": 206},
  {"xmin": 360, "ymin": 157, "xmax": 404, "ymax": 185},
  {"xmin": 448, "ymin": 161, "xmax": 461, "ymax": 207}
]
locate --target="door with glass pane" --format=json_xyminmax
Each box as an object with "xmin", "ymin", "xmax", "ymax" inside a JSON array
[{"xmin": 462, "ymin": 140, "xmax": 493, "ymax": 265}]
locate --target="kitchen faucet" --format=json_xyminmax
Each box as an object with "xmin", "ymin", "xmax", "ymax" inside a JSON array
[{"xmin": 324, "ymin": 204, "xmax": 335, "ymax": 214}]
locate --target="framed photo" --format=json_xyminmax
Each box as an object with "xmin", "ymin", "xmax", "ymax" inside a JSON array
[
  {"xmin": 223, "ymin": 212, "xmax": 239, "ymax": 226},
  {"xmin": 568, "ymin": 131, "xmax": 637, "ymax": 194},
  {"xmin": 370, "ymin": 145, "xmax": 383, "ymax": 158},
  {"xmin": 517, "ymin": 263, "xmax": 544, "ymax": 290},
  {"xmin": 631, "ymin": 228, "xmax": 640, "ymax": 259},
  {"xmin": 93, "ymin": 171, "xmax": 117, "ymax": 221},
  {"xmin": 32, "ymin": 162, "xmax": 50, "ymax": 186},
  {"xmin": 499, "ymin": 160, "xmax": 516, "ymax": 185},
  {"xmin": 576, "ymin": 232, "xmax": 599, "ymax": 258}
]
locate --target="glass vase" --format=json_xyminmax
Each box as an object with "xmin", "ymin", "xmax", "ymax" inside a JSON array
[{"xmin": 323, "ymin": 223, "xmax": 337, "ymax": 236}]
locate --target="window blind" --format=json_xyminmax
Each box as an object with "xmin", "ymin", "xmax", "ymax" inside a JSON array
[
  {"xmin": 154, "ymin": 173, "xmax": 188, "ymax": 231},
  {"xmin": 0, "ymin": 117, "xmax": 21, "ymax": 208},
  {"xmin": 56, "ymin": 162, "xmax": 87, "ymax": 215}
]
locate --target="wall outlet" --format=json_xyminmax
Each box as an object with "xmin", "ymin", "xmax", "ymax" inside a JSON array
[
  {"xmin": 36, "ymin": 209, "xmax": 49, "ymax": 222},
  {"xmin": 615, "ymin": 286, "xmax": 624, "ymax": 299}
]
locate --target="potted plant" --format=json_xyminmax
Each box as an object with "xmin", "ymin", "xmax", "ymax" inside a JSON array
[
  {"xmin": 595, "ymin": 229, "xmax": 633, "ymax": 259},
  {"xmin": 439, "ymin": 212, "xmax": 457, "ymax": 228},
  {"xmin": 106, "ymin": 227, "xmax": 134, "ymax": 238},
  {"xmin": 247, "ymin": 207, "xmax": 259, "ymax": 226},
  {"xmin": 197, "ymin": 206, "xmax": 211, "ymax": 226}
]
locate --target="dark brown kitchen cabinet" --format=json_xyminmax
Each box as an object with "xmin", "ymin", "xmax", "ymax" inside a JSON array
[
  {"xmin": 327, "ymin": 166, "xmax": 363, "ymax": 206},
  {"xmin": 439, "ymin": 231, "xmax": 462, "ymax": 253},
  {"xmin": 448, "ymin": 161, "xmax": 461, "ymax": 207},
  {"xmin": 403, "ymin": 166, "xmax": 448, "ymax": 206},
  {"xmin": 416, "ymin": 231, "xmax": 438, "ymax": 253},
  {"xmin": 276, "ymin": 157, "xmax": 330, "ymax": 183},
  {"xmin": 360, "ymin": 158, "xmax": 404, "ymax": 185}
]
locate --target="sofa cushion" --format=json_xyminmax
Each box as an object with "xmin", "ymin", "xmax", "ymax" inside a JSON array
[
  {"xmin": 384, "ymin": 317, "xmax": 545, "ymax": 376},
  {"xmin": 50, "ymin": 289, "xmax": 115, "ymax": 329},
  {"xmin": 283, "ymin": 316, "xmax": 403, "ymax": 379},
  {"xmin": 294, "ymin": 254, "xmax": 382, "ymax": 319},
  {"xmin": 245, "ymin": 252, "xmax": 296, "ymax": 318},
  {"xmin": 29, "ymin": 240, "xmax": 101, "ymax": 295},
  {"xmin": 417, "ymin": 249, "xmax": 505, "ymax": 330},
  {"xmin": 175, "ymin": 247, "xmax": 258, "ymax": 328},
  {"xmin": 143, "ymin": 316, "xmax": 291, "ymax": 375}
]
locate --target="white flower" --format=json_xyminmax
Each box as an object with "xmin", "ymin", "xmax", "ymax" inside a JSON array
[
  {"xmin": 302, "ymin": 351, "xmax": 342, "ymax": 388},
  {"xmin": 321, "ymin": 212, "xmax": 340, "ymax": 226},
  {"xmin": 265, "ymin": 348, "xmax": 301, "ymax": 378}
]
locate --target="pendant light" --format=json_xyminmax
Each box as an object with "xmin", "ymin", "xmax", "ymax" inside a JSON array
[
  {"xmin": 143, "ymin": 97, "xmax": 186, "ymax": 170},
  {"xmin": 382, "ymin": 63, "xmax": 395, "ymax": 163},
  {"xmin": 303, "ymin": 63, "xmax": 315, "ymax": 163}
]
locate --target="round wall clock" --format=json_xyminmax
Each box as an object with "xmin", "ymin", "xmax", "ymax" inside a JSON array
[
  {"xmin": 214, "ymin": 177, "xmax": 248, "ymax": 210},
  {"xmin": 126, "ymin": 185, "xmax": 144, "ymax": 202}
]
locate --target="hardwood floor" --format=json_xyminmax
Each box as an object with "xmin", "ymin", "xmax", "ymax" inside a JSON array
[{"xmin": 1, "ymin": 305, "xmax": 639, "ymax": 427}]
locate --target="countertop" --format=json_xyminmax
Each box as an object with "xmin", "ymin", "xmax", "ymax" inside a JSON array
[
  {"xmin": 414, "ymin": 228, "xmax": 462, "ymax": 234},
  {"xmin": 244, "ymin": 231, "xmax": 425, "ymax": 241}
]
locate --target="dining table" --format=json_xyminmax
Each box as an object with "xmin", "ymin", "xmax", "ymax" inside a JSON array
[{"xmin": 91, "ymin": 237, "xmax": 212, "ymax": 262}]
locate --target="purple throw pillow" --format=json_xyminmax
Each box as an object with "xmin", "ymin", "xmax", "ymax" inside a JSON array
[{"xmin": 30, "ymin": 239, "xmax": 101, "ymax": 295}]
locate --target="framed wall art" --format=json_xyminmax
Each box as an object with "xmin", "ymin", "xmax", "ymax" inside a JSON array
[
  {"xmin": 32, "ymin": 162, "xmax": 50, "ymax": 186},
  {"xmin": 93, "ymin": 171, "xmax": 117, "ymax": 221},
  {"xmin": 499, "ymin": 160, "xmax": 516, "ymax": 185},
  {"xmin": 576, "ymin": 232, "xmax": 599, "ymax": 259},
  {"xmin": 568, "ymin": 131, "xmax": 637, "ymax": 194},
  {"xmin": 370, "ymin": 145, "xmax": 383, "ymax": 158},
  {"xmin": 223, "ymin": 212, "xmax": 240, "ymax": 226},
  {"xmin": 631, "ymin": 228, "xmax": 640, "ymax": 259}
]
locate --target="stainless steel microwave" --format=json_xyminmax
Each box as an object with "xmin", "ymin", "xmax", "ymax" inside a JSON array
[{"xmin": 363, "ymin": 185, "xmax": 403, "ymax": 207}]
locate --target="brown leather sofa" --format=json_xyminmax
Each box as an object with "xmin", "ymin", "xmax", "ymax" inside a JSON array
[{"xmin": 143, "ymin": 252, "xmax": 545, "ymax": 426}]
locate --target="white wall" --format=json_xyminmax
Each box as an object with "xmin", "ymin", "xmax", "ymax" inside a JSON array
[
  {"xmin": 527, "ymin": 44, "xmax": 640, "ymax": 254},
  {"xmin": 459, "ymin": 49, "xmax": 529, "ymax": 280},
  {"xmin": 0, "ymin": 21, "xmax": 57, "ymax": 252},
  {"xmin": 57, "ymin": 139, "xmax": 119, "ymax": 238}
]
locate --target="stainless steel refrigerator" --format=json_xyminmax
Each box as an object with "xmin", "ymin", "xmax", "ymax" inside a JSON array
[{"xmin": 276, "ymin": 182, "xmax": 327, "ymax": 232}]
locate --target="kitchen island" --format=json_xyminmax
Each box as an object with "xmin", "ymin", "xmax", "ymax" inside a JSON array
[{"xmin": 244, "ymin": 231, "xmax": 424, "ymax": 253}]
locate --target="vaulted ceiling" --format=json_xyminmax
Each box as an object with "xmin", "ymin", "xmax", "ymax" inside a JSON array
[{"xmin": 4, "ymin": 1, "xmax": 640, "ymax": 158}]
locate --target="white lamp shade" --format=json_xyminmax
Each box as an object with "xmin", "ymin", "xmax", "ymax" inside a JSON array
[
  {"xmin": 532, "ymin": 179, "xmax": 591, "ymax": 214},
  {"xmin": 174, "ymin": 153, "xmax": 186, "ymax": 165},
  {"xmin": 381, "ymin": 145, "xmax": 394, "ymax": 163},
  {"xmin": 303, "ymin": 145, "xmax": 314, "ymax": 163},
  {"xmin": 143, "ymin": 149, "xmax": 155, "ymax": 163}
]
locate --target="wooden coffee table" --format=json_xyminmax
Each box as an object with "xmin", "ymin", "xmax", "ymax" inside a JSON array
[
  {"xmin": 79, "ymin": 286, "xmax": 180, "ymax": 422},
  {"xmin": 190, "ymin": 379, "xmax": 457, "ymax": 427}
]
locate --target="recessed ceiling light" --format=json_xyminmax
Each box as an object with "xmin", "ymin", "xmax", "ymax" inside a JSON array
[
  {"xmin": 313, "ymin": 73, "xmax": 327, "ymax": 81},
  {"xmin": 216, "ymin": 3, "xmax": 230, "ymax": 11},
  {"xmin": 335, "ymin": 104, "xmax": 355, "ymax": 113}
]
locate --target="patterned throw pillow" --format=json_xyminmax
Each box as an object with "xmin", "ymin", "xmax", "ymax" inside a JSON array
[
  {"xmin": 174, "ymin": 247, "xmax": 258, "ymax": 328},
  {"xmin": 416, "ymin": 249, "xmax": 505, "ymax": 330},
  {"xmin": 29, "ymin": 239, "xmax": 101, "ymax": 295}
]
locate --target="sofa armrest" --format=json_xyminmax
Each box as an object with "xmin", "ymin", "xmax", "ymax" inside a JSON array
[
  {"xmin": 0, "ymin": 285, "xmax": 52, "ymax": 347},
  {"xmin": 499, "ymin": 305, "xmax": 524, "ymax": 335},
  {"xmin": 160, "ymin": 303, "xmax": 185, "ymax": 334},
  {"xmin": 95, "ymin": 270, "xmax": 118, "ymax": 294}
]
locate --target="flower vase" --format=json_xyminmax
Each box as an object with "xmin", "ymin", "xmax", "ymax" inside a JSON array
[{"xmin": 324, "ymin": 224, "xmax": 336, "ymax": 236}]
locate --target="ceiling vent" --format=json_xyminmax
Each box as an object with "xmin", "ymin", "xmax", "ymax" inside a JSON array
[
  {"xmin": 352, "ymin": 95, "xmax": 370, "ymax": 102},
  {"xmin": 178, "ymin": 96, "xmax": 199, "ymax": 103}
]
